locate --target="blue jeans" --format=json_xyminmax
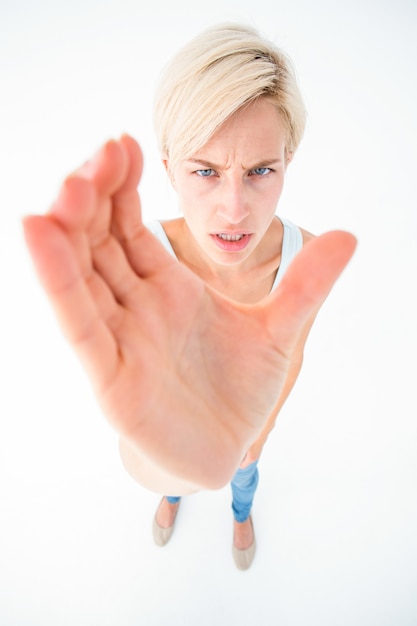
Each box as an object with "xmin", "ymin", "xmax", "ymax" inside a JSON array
[{"xmin": 166, "ymin": 460, "xmax": 259, "ymax": 523}]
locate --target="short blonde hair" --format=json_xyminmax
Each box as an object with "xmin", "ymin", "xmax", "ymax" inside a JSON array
[{"xmin": 153, "ymin": 23, "xmax": 306, "ymax": 170}]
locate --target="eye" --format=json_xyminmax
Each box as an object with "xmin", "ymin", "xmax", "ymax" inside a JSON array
[
  {"xmin": 251, "ymin": 167, "xmax": 272, "ymax": 176},
  {"xmin": 195, "ymin": 168, "xmax": 216, "ymax": 177}
]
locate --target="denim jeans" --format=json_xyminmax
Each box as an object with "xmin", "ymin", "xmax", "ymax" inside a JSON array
[
  {"xmin": 165, "ymin": 460, "xmax": 259, "ymax": 523},
  {"xmin": 230, "ymin": 460, "xmax": 259, "ymax": 522}
]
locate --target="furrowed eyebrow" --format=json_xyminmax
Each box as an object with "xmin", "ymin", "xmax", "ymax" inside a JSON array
[
  {"xmin": 246, "ymin": 158, "xmax": 282, "ymax": 169},
  {"xmin": 187, "ymin": 158, "xmax": 281, "ymax": 170},
  {"xmin": 187, "ymin": 158, "xmax": 226, "ymax": 170}
]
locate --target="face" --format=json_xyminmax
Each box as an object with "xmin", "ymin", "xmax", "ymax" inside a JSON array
[{"xmin": 168, "ymin": 98, "xmax": 290, "ymax": 269}]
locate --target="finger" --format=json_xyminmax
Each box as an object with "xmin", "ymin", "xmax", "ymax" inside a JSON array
[
  {"xmin": 70, "ymin": 135, "xmax": 171, "ymax": 298},
  {"xmin": 89, "ymin": 224, "xmax": 146, "ymax": 308},
  {"xmin": 117, "ymin": 134, "xmax": 144, "ymax": 192},
  {"xmin": 110, "ymin": 135, "xmax": 178, "ymax": 278},
  {"xmin": 110, "ymin": 134, "xmax": 144, "ymax": 244},
  {"xmin": 79, "ymin": 137, "xmax": 154, "ymax": 304},
  {"xmin": 45, "ymin": 175, "xmax": 137, "ymax": 324},
  {"xmin": 23, "ymin": 214, "xmax": 120, "ymax": 394},
  {"xmin": 49, "ymin": 138, "xmax": 149, "ymax": 310},
  {"xmin": 49, "ymin": 139, "xmax": 129, "ymax": 233},
  {"xmin": 264, "ymin": 230, "xmax": 357, "ymax": 352},
  {"xmin": 85, "ymin": 139, "xmax": 132, "ymax": 250}
]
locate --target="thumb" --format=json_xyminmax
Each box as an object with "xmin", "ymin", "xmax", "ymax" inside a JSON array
[{"xmin": 263, "ymin": 230, "xmax": 357, "ymax": 351}]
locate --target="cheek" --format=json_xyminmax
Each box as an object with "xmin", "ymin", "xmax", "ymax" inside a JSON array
[
  {"xmin": 258, "ymin": 181, "xmax": 283, "ymax": 206},
  {"xmin": 269, "ymin": 177, "xmax": 285, "ymax": 201},
  {"xmin": 178, "ymin": 191, "xmax": 203, "ymax": 226},
  {"xmin": 180, "ymin": 183, "xmax": 212, "ymax": 213}
]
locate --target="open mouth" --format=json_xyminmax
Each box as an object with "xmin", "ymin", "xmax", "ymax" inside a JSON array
[
  {"xmin": 216, "ymin": 233, "xmax": 245, "ymax": 242},
  {"xmin": 211, "ymin": 232, "xmax": 252, "ymax": 251}
]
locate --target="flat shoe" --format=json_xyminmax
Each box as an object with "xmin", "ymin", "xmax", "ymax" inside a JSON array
[
  {"xmin": 152, "ymin": 497, "xmax": 180, "ymax": 547},
  {"xmin": 232, "ymin": 515, "xmax": 256, "ymax": 570}
]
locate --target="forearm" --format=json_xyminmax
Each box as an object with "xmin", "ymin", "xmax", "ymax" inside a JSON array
[
  {"xmin": 256, "ymin": 357, "xmax": 303, "ymax": 445},
  {"xmin": 239, "ymin": 357, "xmax": 304, "ymax": 468},
  {"xmin": 244, "ymin": 310, "xmax": 318, "ymax": 463}
]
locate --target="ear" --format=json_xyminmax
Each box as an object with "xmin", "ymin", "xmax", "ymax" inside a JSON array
[
  {"xmin": 161, "ymin": 154, "xmax": 169, "ymax": 173},
  {"xmin": 286, "ymin": 150, "xmax": 294, "ymax": 167},
  {"xmin": 162, "ymin": 155, "xmax": 177, "ymax": 190}
]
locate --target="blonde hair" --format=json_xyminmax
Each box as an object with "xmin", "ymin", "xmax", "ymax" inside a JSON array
[{"xmin": 153, "ymin": 23, "xmax": 306, "ymax": 170}]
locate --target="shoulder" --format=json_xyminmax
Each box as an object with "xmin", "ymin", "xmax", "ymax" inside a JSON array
[
  {"xmin": 159, "ymin": 217, "xmax": 184, "ymax": 241},
  {"xmin": 146, "ymin": 219, "xmax": 163, "ymax": 236},
  {"xmin": 146, "ymin": 219, "xmax": 178, "ymax": 258},
  {"xmin": 299, "ymin": 227, "xmax": 315, "ymax": 246},
  {"xmin": 279, "ymin": 217, "xmax": 314, "ymax": 247}
]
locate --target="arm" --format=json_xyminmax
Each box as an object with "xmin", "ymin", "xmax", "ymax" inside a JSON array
[
  {"xmin": 240, "ymin": 312, "xmax": 315, "ymax": 467},
  {"xmin": 23, "ymin": 135, "xmax": 356, "ymax": 495}
]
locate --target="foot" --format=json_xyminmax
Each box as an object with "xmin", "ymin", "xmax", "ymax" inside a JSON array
[
  {"xmin": 152, "ymin": 497, "xmax": 181, "ymax": 547},
  {"xmin": 233, "ymin": 517, "xmax": 254, "ymax": 550},
  {"xmin": 155, "ymin": 497, "xmax": 181, "ymax": 529},
  {"xmin": 232, "ymin": 516, "xmax": 256, "ymax": 570}
]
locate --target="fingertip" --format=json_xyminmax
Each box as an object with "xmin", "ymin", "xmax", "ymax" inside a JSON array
[
  {"xmin": 71, "ymin": 138, "xmax": 129, "ymax": 193},
  {"xmin": 120, "ymin": 133, "xmax": 143, "ymax": 167},
  {"xmin": 22, "ymin": 214, "xmax": 61, "ymax": 276},
  {"xmin": 305, "ymin": 230, "xmax": 357, "ymax": 265},
  {"xmin": 22, "ymin": 213, "xmax": 42, "ymax": 245},
  {"xmin": 47, "ymin": 174, "xmax": 96, "ymax": 229},
  {"xmin": 120, "ymin": 133, "xmax": 142, "ymax": 155},
  {"xmin": 347, "ymin": 231, "xmax": 358, "ymax": 251},
  {"xmin": 270, "ymin": 229, "xmax": 358, "ymax": 319},
  {"xmin": 117, "ymin": 133, "xmax": 144, "ymax": 188},
  {"xmin": 22, "ymin": 213, "xmax": 35, "ymax": 230},
  {"xmin": 22, "ymin": 213, "xmax": 57, "ymax": 245},
  {"xmin": 324, "ymin": 229, "xmax": 358, "ymax": 265},
  {"xmin": 332, "ymin": 229, "xmax": 357, "ymax": 247}
]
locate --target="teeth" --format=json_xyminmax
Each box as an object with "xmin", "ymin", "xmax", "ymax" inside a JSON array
[{"xmin": 217, "ymin": 234, "xmax": 244, "ymax": 241}]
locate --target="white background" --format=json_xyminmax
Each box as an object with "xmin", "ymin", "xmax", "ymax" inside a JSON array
[{"xmin": 1, "ymin": 0, "xmax": 416, "ymax": 624}]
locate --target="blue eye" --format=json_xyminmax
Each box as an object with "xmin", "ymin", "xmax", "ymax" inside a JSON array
[
  {"xmin": 252, "ymin": 167, "xmax": 271, "ymax": 176},
  {"xmin": 196, "ymin": 169, "xmax": 215, "ymax": 177}
]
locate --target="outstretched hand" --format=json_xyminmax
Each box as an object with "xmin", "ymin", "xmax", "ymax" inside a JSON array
[{"xmin": 23, "ymin": 135, "xmax": 356, "ymax": 492}]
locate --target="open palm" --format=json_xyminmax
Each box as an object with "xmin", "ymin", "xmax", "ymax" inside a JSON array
[{"xmin": 24, "ymin": 135, "xmax": 356, "ymax": 491}]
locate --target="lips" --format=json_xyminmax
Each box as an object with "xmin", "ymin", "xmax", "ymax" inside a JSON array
[{"xmin": 211, "ymin": 232, "xmax": 252, "ymax": 252}]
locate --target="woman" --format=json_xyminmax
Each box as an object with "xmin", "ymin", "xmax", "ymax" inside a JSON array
[
  {"xmin": 23, "ymin": 24, "xmax": 356, "ymax": 571},
  {"xmin": 146, "ymin": 23, "xmax": 314, "ymax": 570}
]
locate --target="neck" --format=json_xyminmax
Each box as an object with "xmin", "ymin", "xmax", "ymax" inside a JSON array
[{"xmin": 165, "ymin": 218, "xmax": 282, "ymax": 304}]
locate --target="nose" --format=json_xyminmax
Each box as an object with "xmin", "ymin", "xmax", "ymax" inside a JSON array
[{"xmin": 215, "ymin": 178, "xmax": 250, "ymax": 224}]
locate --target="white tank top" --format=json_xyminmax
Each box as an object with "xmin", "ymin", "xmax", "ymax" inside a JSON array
[{"xmin": 146, "ymin": 216, "xmax": 303, "ymax": 292}]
